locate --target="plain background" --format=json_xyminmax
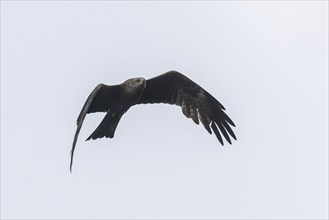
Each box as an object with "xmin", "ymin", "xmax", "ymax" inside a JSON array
[{"xmin": 1, "ymin": 1, "xmax": 328, "ymax": 219}]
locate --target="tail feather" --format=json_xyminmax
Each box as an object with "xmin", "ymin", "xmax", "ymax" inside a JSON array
[{"xmin": 86, "ymin": 111, "xmax": 123, "ymax": 141}]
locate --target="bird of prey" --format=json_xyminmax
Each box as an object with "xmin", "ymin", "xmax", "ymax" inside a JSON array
[{"xmin": 70, "ymin": 70, "xmax": 236, "ymax": 171}]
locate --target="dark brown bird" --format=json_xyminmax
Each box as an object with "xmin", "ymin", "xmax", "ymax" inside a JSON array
[{"xmin": 70, "ymin": 70, "xmax": 236, "ymax": 171}]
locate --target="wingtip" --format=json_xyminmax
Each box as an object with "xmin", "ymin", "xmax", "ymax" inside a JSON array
[
  {"xmin": 69, "ymin": 148, "xmax": 74, "ymax": 173},
  {"xmin": 69, "ymin": 157, "xmax": 73, "ymax": 173}
]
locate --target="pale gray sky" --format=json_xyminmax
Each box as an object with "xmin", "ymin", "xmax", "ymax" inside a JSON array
[{"xmin": 1, "ymin": 1, "xmax": 328, "ymax": 219}]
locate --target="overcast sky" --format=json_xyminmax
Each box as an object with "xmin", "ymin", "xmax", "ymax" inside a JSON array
[{"xmin": 1, "ymin": 1, "xmax": 328, "ymax": 219}]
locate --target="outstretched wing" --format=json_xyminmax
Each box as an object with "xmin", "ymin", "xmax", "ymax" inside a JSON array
[
  {"xmin": 70, "ymin": 84, "xmax": 121, "ymax": 172},
  {"xmin": 137, "ymin": 70, "xmax": 236, "ymax": 145}
]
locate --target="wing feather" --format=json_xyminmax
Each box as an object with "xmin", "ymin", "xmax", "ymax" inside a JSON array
[
  {"xmin": 211, "ymin": 121, "xmax": 223, "ymax": 145},
  {"xmin": 216, "ymin": 122, "xmax": 232, "ymax": 144},
  {"xmin": 189, "ymin": 106, "xmax": 199, "ymax": 124},
  {"xmin": 221, "ymin": 120, "xmax": 237, "ymax": 140},
  {"xmin": 198, "ymin": 107, "xmax": 212, "ymax": 134},
  {"xmin": 137, "ymin": 70, "xmax": 236, "ymax": 145}
]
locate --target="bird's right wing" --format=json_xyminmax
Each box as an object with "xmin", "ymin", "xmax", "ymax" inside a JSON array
[
  {"xmin": 137, "ymin": 70, "xmax": 236, "ymax": 145},
  {"xmin": 70, "ymin": 84, "xmax": 121, "ymax": 172}
]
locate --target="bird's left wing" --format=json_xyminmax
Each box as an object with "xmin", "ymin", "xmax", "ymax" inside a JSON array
[
  {"xmin": 70, "ymin": 84, "xmax": 121, "ymax": 172},
  {"xmin": 136, "ymin": 70, "xmax": 236, "ymax": 145}
]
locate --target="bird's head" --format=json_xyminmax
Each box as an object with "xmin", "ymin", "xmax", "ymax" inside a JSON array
[{"xmin": 121, "ymin": 77, "xmax": 146, "ymax": 94}]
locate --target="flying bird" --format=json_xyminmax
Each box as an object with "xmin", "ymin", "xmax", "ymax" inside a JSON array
[{"xmin": 70, "ymin": 70, "xmax": 236, "ymax": 171}]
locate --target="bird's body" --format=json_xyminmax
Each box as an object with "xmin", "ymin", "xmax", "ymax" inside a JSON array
[
  {"xmin": 70, "ymin": 70, "xmax": 236, "ymax": 171},
  {"xmin": 86, "ymin": 78, "xmax": 146, "ymax": 140}
]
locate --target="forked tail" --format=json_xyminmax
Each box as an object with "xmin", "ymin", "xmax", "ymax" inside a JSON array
[{"xmin": 86, "ymin": 111, "xmax": 123, "ymax": 141}]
